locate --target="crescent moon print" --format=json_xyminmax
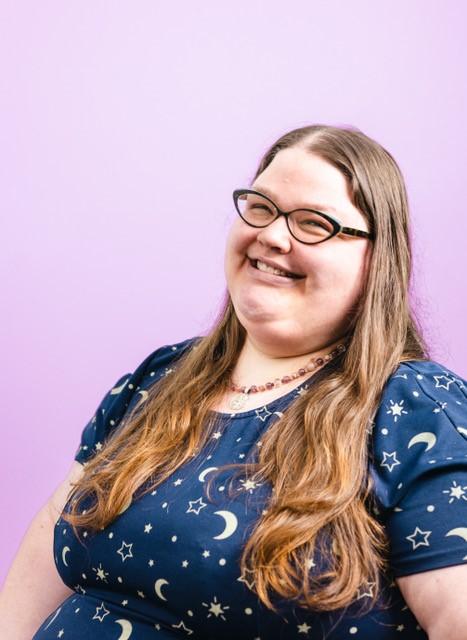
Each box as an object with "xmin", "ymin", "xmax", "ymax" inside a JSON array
[
  {"xmin": 154, "ymin": 578, "xmax": 169, "ymax": 601},
  {"xmin": 115, "ymin": 619, "xmax": 133, "ymax": 640},
  {"xmin": 61, "ymin": 546, "xmax": 70, "ymax": 567},
  {"xmin": 110, "ymin": 379, "xmax": 130, "ymax": 395},
  {"xmin": 213, "ymin": 510, "xmax": 238, "ymax": 540},
  {"xmin": 198, "ymin": 467, "xmax": 219, "ymax": 482},
  {"xmin": 43, "ymin": 606, "xmax": 62, "ymax": 630},
  {"xmin": 446, "ymin": 528, "xmax": 467, "ymax": 542},
  {"xmin": 136, "ymin": 390, "xmax": 149, "ymax": 406},
  {"xmin": 407, "ymin": 432, "xmax": 437, "ymax": 451}
]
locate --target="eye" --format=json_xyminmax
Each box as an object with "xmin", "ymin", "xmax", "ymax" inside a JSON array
[
  {"xmin": 246, "ymin": 203, "xmax": 276, "ymax": 221},
  {"xmin": 251, "ymin": 204, "xmax": 274, "ymax": 214},
  {"xmin": 292, "ymin": 210, "xmax": 334, "ymax": 240},
  {"xmin": 301, "ymin": 219, "xmax": 328, "ymax": 230}
]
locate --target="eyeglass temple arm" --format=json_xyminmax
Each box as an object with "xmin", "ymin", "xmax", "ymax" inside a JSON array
[{"xmin": 341, "ymin": 226, "xmax": 374, "ymax": 239}]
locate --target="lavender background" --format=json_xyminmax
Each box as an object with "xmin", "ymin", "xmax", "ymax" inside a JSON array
[{"xmin": 1, "ymin": 1, "xmax": 466, "ymax": 587}]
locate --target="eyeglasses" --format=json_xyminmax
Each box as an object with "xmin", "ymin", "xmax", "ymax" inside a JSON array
[{"xmin": 233, "ymin": 189, "xmax": 375, "ymax": 245}]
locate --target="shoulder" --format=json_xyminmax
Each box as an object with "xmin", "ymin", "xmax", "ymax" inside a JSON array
[
  {"xmin": 99, "ymin": 335, "xmax": 200, "ymax": 413},
  {"xmin": 370, "ymin": 358, "xmax": 467, "ymax": 509},
  {"xmin": 373, "ymin": 358, "xmax": 466, "ymax": 435},
  {"xmin": 74, "ymin": 336, "xmax": 200, "ymax": 463},
  {"xmin": 133, "ymin": 336, "xmax": 200, "ymax": 387}
]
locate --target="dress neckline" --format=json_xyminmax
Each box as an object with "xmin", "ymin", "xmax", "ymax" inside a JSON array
[{"xmin": 209, "ymin": 354, "xmax": 343, "ymax": 420}]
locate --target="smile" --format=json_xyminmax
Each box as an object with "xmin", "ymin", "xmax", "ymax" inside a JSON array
[{"xmin": 248, "ymin": 259, "xmax": 305, "ymax": 281}]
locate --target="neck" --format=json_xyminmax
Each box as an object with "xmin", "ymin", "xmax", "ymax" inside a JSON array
[{"xmin": 231, "ymin": 334, "xmax": 346, "ymax": 388}]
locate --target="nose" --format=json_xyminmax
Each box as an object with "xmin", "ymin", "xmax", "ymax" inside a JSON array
[{"xmin": 255, "ymin": 215, "xmax": 292, "ymax": 253}]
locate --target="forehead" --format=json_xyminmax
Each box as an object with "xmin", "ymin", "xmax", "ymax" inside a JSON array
[{"xmin": 252, "ymin": 148, "xmax": 366, "ymax": 227}]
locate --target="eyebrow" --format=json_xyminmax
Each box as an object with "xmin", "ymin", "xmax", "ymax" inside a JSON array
[{"xmin": 251, "ymin": 184, "xmax": 339, "ymax": 215}]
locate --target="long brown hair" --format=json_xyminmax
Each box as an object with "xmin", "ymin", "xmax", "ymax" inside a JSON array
[{"xmin": 63, "ymin": 124, "xmax": 430, "ymax": 613}]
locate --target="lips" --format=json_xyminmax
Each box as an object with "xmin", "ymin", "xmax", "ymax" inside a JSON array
[{"xmin": 249, "ymin": 257, "xmax": 305, "ymax": 279}]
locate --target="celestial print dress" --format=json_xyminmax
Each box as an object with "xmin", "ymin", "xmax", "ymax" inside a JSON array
[{"xmin": 32, "ymin": 337, "xmax": 467, "ymax": 639}]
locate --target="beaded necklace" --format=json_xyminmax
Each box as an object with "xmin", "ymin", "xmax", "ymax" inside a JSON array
[{"xmin": 227, "ymin": 343, "xmax": 347, "ymax": 411}]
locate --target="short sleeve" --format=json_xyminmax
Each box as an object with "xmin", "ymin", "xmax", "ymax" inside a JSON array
[
  {"xmin": 370, "ymin": 360, "xmax": 467, "ymax": 577},
  {"xmin": 74, "ymin": 370, "xmax": 135, "ymax": 465},
  {"xmin": 74, "ymin": 337, "xmax": 198, "ymax": 465}
]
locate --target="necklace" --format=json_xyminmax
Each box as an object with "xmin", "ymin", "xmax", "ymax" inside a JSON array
[{"xmin": 227, "ymin": 343, "xmax": 347, "ymax": 411}]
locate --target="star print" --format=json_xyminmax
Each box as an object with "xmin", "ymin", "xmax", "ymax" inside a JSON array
[
  {"xmin": 298, "ymin": 622, "xmax": 312, "ymax": 633},
  {"xmin": 433, "ymin": 401, "xmax": 448, "ymax": 414},
  {"xmin": 202, "ymin": 550, "xmax": 210, "ymax": 558},
  {"xmin": 94, "ymin": 441, "xmax": 102, "ymax": 450},
  {"xmin": 171, "ymin": 620, "xmax": 194, "ymax": 635},
  {"xmin": 182, "ymin": 560, "xmax": 189, "ymax": 567},
  {"xmin": 406, "ymin": 526, "xmax": 431, "ymax": 550},
  {"xmin": 148, "ymin": 559, "xmax": 154, "ymax": 566},
  {"xmin": 357, "ymin": 581, "xmax": 376, "ymax": 599},
  {"xmin": 237, "ymin": 568, "xmax": 256, "ymax": 590},
  {"xmin": 174, "ymin": 478, "xmax": 183, "ymax": 486},
  {"xmin": 397, "ymin": 624, "xmax": 405, "ymax": 631},
  {"xmin": 239, "ymin": 478, "xmax": 262, "ymax": 493},
  {"xmin": 58, "ymin": 630, "xmax": 64, "ymax": 638},
  {"xmin": 122, "ymin": 600, "xmax": 128, "ymax": 606},
  {"xmin": 295, "ymin": 385, "xmax": 309, "ymax": 397},
  {"xmin": 443, "ymin": 480, "xmax": 467, "ymax": 503},
  {"xmin": 117, "ymin": 541, "xmax": 133, "ymax": 562},
  {"xmin": 92, "ymin": 562, "xmax": 109, "ymax": 582},
  {"xmin": 380, "ymin": 451, "xmax": 401, "ymax": 472},
  {"xmin": 255, "ymin": 406, "xmax": 272, "ymax": 422},
  {"xmin": 212, "ymin": 431, "xmax": 222, "ymax": 440},
  {"xmin": 433, "ymin": 375, "xmax": 454, "ymax": 391},
  {"xmin": 144, "ymin": 523, "xmax": 153, "ymax": 533},
  {"xmin": 187, "ymin": 497, "xmax": 207, "ymax": 515},
  {"xmin": 306, "ymin": 557, "xmax": 316, "ymax": 569},
  {"xmin": 202, "ymin": 596, "xmax": 230, "ymax": 620},
  {"xmin": 92, "ymin": 602, "xmax": 110, "ymax": 622},
  {"xmin": 386, "ymin": 400, "xmax": 408, "ymax": 422}
]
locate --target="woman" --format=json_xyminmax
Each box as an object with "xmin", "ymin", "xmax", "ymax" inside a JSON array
[{"xmin": 2, "ymin": 124, "xmax": 466, "ymax": 639}]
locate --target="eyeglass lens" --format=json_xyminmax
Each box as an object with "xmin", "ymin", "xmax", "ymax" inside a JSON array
[{"xmin": 236, "ymin": 192, "xmax": 334, "ymax": 243}]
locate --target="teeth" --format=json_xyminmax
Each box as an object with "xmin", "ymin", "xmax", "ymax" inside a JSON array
[{"xmin": 256, "ymin": 260, "xmax": 292, "ymax": 277}]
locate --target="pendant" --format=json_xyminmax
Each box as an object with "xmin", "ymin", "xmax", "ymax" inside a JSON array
[{"xmin": 229, "ymin": 392, "xmax": 249, "ymax": 411}]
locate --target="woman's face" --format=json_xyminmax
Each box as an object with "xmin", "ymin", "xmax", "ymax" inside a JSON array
[{"xmin": 224, "ymin": 147, "xmax": 373, "ymax": 356}]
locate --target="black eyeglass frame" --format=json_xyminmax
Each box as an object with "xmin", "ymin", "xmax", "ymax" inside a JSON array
[{"xmin": 233, "ymin": 189, "xmax": 375, "ymax": 245}]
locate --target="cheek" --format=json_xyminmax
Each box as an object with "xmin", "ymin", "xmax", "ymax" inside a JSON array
[
  {"xmin": 224, "ymin": 223, "xmax": 250, "ymax": 278},
  {"xmin": 225, "ymin": 222, "xmax": 254, "ymax": 262},
  {"xmin": 302, "ymin": 247, "xmax": 369, "ymax": 294}
]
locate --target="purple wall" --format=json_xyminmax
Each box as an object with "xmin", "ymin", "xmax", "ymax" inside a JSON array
[{"xmin": 1, "ymin": 1, "xmax": 466, "ymax": 586}]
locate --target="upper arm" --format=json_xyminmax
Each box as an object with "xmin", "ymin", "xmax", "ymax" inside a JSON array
[
  {"xmin": 397, "ymin": 564, "xmax": 467, "ymax": 638},
  {"xmin": 47, "ymin": 460, "xmax": 85, "ymax": 522},
  {"xmin": 0, "ymin": 462, "xmax": 85, "ymax": 636},
  {"xmin": 370, "ymin": 361, "xmax": 467, "ymax": 635}
]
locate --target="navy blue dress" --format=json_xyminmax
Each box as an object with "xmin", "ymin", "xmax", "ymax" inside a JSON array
[{"xmin": 33, "ymin": 337, "xmax": 467, "ymax": 639}]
